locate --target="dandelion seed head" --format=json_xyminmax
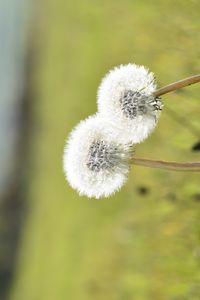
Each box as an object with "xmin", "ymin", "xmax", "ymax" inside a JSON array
[
  {"xmin": 97, "ymin": 64, "xmax": 163, "ymax": 144},
  {"xmin": 63, "ymin": 115, "xmax": 132, "ymax": 199}
]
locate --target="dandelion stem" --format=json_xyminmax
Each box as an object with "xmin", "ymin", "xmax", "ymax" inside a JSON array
[
  {"xmin": 154, "ymin": 74, "xmax": 200, "ymax": 97},
  {"xmin": 132, "ymin": 157, "xmax": 200, "ymax": 172}
]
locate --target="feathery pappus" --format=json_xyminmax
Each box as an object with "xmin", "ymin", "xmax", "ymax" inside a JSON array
[
  {"xmin": 97, "ymin": 64, "xmax": 163, "ymax": 144},
  {"xmin": 63, "ymin": 115, "xmax": 133, "ymax": 199}
]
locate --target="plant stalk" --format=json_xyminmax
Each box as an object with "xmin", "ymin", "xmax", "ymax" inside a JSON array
[
  {"xmin": 132, "ymin": 157, "xmax": 200, "ymax": 172},
  {"xmin": 154, "ymin": 74, "xmax": 200, "ymax": 97}
]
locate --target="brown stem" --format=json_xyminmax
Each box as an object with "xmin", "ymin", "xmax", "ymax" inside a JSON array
[
  {"xmin": 132, "ymin": 157, "xmax": 200, "ymax": 172},
  {"xmin": 154, "ymin": 74, "xmax": 200, "ymax": 97}
]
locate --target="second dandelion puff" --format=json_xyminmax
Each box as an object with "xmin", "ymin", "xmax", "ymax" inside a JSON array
[{"xmin": 98, "ymin": 64, "xmax": 163, "ymax": 144}]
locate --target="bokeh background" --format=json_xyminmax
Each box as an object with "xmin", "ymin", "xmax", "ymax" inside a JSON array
[{"xmin": 0, "ymin": 0, "xmax": 200, "ymax": 299}]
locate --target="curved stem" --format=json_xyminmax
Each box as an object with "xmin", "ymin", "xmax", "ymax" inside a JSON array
[
  {"xmin": 132, "ymin": 157, "xmax": 200, "ymax": 172},
  {"xmin": 154, "ymin": 74, "xmax": 200, "ymax": 97}
]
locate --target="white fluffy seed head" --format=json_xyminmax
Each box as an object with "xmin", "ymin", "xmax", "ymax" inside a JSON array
[
  {"xmin": 63, "ymin": 114, "xmax": 133, "ymax": 199},
  {"xmin": 97, "ymin": 64, "xmax": 163, "ymax": 144}
]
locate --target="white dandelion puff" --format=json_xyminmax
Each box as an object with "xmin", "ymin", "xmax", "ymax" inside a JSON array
[
  {"xmin": 97, "ymin": 64, "xmax": 163, "ymax": 144},
  {"xmin": 63, "ymin": 114, "xmax": 133, "ymax": 199}
]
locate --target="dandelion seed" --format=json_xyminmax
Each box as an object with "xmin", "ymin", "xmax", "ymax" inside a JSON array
[
  {"xmin": 63, "ymin": 115, "xmax": 133, "ymax": 199},
  {"xmin": 97, "ymin": 64, "xmax": 163, "ymax": 144}
]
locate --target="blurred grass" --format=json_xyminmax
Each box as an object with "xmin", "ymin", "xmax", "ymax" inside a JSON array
[{"xmin": 10, "ymin": 0, "xmax": 200, "ymax": 299}]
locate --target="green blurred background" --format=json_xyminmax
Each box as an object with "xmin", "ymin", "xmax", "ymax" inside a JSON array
[{"xmin": 0, "ymin": 0, "xmax": 200, "ymax": 299}]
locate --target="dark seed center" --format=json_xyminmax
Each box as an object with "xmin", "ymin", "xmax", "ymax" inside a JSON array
[
  {"xmin": 86, "ymin": 140, "xmax": 117, "ymax": 172},
  {"xmin": 119, "ymin": 90, "xmax": 161, "ymax": 119}
]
